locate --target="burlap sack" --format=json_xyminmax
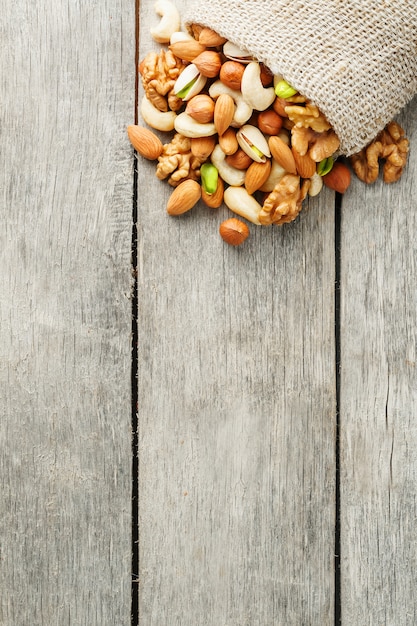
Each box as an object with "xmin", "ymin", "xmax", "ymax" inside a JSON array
[{"xmin": 184, "ymin": 0, "xmax": 417, "ymax": 156}]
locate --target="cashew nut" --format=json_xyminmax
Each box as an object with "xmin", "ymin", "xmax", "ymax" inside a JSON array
[
  {"xmin": 140, "ymin": 95, "xmax": 176, "ymax": 132},
  {"xmin": 150, "ymin": 0, "xmax": 181, "ymax": 44},
  {"xmin": 174, "ymin": 112, "xmax": 216, "ymax": 138},
  {"xmin": 241, "ymin": 62, "xmax": 276, "ymax": 111},
  {"xmin": 209, "ymin": 81, "xmax": 253, "ymax": 127},
  {"xmin": 224, "ymin": 186, "xmax": 262, "ymax": 225},
  {"xmin": 170, "ymin": 31, "xmax": 194, "ymax": 45},
  {"xmin": 259, "ymin": 159, "xmax": 287, "ymax": 192},
  {"xmin": 211, "ymin": 145, "xmax": 246, "ymax": 187},
  {"xmin": 308, "ymin": 172, "xmax": 324, "ymax": 197}
]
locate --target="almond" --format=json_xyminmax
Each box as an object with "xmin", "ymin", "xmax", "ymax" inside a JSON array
[
  {"xmin": 198, "ymin": 27, "xmax": 228, "ymax": 47},
  {"xmin": 218, "ymin": 128, "xmax": 238, "ymax": 155},
  {"xmin": 322, "ymin": 162, "xmax": 351, "ymax": 193},
  {"xmin": 193, "ymin": 51, "xmax": 222, "ymax": 78},
  {"xmin": 169, "ymin": 40, "xmax": 206, "ymax": 62},
  {"xmin": 185, "ymin": 94, "xmax": 215, "ymax": 123},
  {"xmin": 190, "ymin": 136, "xmax": 217, "ymax": 161},
  {"xmin": 219, "ymin": 61, "xmax": 245, "ymax": 91},
  {"xmin": 214, "ymin": 93, "xmax": 235, "ymax": 136},
  {"xmin": 127, "ymin": 125, "xmax": 163, "ymax": 160},
  {"xmin": 219, "ymin": 218, "xmax": 250, "ymax": 246},
  {"xmin": 245, "ymin": 160, "xmax": 272, "ymax": 195},
  {"xmin": 292, "ymin": 147, "xmax": 316, "ymax": 178},
  {"xmin": 226, "ymin": 149, "xmax": 253, "ymax": 170},
  {"xmin": 268, "ymin": 135, "xmax": 297, "ymax": 174},
  {"xmin": 201, "ymin": 176, "xmax": 224, "ymax": 208},
  {"xmin": 166, "ymin": 179, "xmax": 201, "ymax": 215}
]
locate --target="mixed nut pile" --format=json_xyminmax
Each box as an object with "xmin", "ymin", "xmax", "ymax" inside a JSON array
[{"xmin": 128, "ymin": 0, "xmax": 410, "ymax": 246}]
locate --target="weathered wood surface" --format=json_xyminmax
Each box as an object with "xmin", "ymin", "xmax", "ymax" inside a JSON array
[
  {"xmin": 0, "ymin": 1, "xmax": 134, "ymax": 624},
  {"xmin": 1, "ymin": 0, "xmax": 416, "ymax": 622},
  {"xmin": 340, "ymin": 98, "xmax": 417, "ymax": 625},
  {"xmin": 137, "ymin": 1, "xmax": 336, "ymax": 624}
]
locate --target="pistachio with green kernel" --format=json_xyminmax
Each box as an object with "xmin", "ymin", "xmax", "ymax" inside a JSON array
[
  {"xmin": 317, "ymin": 156, "xmax": 334, "ymax": 176},
  {"xmin": 236, "ymin": 125, "xmax": 271, "ymax": 163},
  {"xmin": 274, "ymin": 79, "xmax": 298, "ymax": 99},
  {"xmin": 200, "ymin": 162, "xmax": 219, "ymax": 195},
  {"xmin": 173, "ymin": 63, "xmax": 207, "ymax": 101}
]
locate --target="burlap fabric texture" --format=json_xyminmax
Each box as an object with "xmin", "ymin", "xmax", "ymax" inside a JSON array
[{"xmin": 184, "ymin": 0, "xmax": 417, "ymax": 156}]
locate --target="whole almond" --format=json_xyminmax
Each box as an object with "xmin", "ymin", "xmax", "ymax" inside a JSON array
[
  {"xmin": 245, "ymin": 160, "xmax": 272, "ymax": 195},
  {"xmin": 219, "ymin": 61, "xmax": 245, "ymax": 91},
  {"xmin": 219, "ymin": 218, "xmax": 250, "ymax": 246},
  {"xmin": 219, "ymin": 128, "xmax": 239, "ymax": 155},
  {"xmin": 127, "ymin": 125, "xmax": 163, "ymax": 160},
  {"xmin": 226, "ymin": 149, "xmax": 253, "ymax": 170},
  {"xmin": 268, "ymin": 135, "xmax": 297, "ymax": 174},
  {"xmin": 257, "ymin": 110, "xmax": 283, "ymax": 136},
  {"xmin": 322, "ymin": 162, "xmax": 351, "ymax": 193},
  {"xmin": 214, "ymin": 93, "xmax": 235, "ymax": 136},
  {"xmin": 169, "ymin": 40, "xmax": 206, "ymax": 62},
  {"xmin": 185, "ymin": 94, "xmax": 215, "ymax": 123},
  {"xmin": 292, "ymin": 147, "xmax": 316, "ymax": 178},
  {"xmin": 198, "ymin": 27, "xmax": 228, "ymax": 47},
  {"xmin": 166, "ymin": 179, "xmax": 201, "ymax": 215},
  {"xmin": 193, "ymin": 51, "xmax": 222, "ymax": 78},
  {"xmin": 201, "ymin": 176, "xmax": 224, "ymax": 208},
  {"xmin": 190, "ymin": 136, "xmax": 217, "ymax": 160}
]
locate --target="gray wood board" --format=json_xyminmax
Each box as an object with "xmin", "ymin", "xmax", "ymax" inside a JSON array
[
  {"xmin": 0, "ymin": 1, "xmax": 134, "ymax": 624},
  {"xmin": 137, "ymin": 1, "xmax": 337, "ymax": 623},
  {"xmin": 340, "ymin": 96, "xmax": 417, "ymax": 624}
]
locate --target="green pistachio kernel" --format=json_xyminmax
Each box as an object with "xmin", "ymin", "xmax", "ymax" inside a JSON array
[
  {"xmin": 251, "ymin": 145, "xmax": 264, "ymax": 160},
  {"xmin": 317, "ymin": 157, "xmax": 334, "ymax": 176},
  {"xmin": 274, "ymin": 79, "xmax": 298, "ymax": 99},
  {"xmin": 200, "ymin": 162, "xmax": 219, "ymax": 195},
  {"xmin": 176, "ymin": 77, "xmax": 198, "ymax": 99}
]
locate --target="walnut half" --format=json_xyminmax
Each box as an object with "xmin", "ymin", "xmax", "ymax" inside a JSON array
[
  {"xmin": 259, "ymin": 174, "xmax": 310, "ymax": 225},
  {"xmin": 350, "ymin": 121, "xmax": 409, "ymax": 184},
  {"xmin": 139, "ymin": 50, "xmax": 184, "ymax": 113},
  {"xmin": 156, "ymin": 133, "xmax": 204, "ymax": 187}
]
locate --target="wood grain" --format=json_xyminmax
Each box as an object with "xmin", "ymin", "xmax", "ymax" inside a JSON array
[
  {"xmin": 0, "ymin": 1, "xmax": 134, "ymax": 624},
  {"xmin": 340, "ymin": 97, "xmax": 417, "ymax": 624},
  {"xmin": 137, "ymin": 2, "xmax": 336, "ymax": 623}
]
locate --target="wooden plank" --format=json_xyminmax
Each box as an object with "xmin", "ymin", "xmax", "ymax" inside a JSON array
[
  {"xmin": 137, "ymin": 1, "xmax": 337, "ymax": 623},
  {"xmin": 340, "ymin": 97, "xmax": 417, "ymax": 624},
  {"xmin": 0, "ymin": 1, "xmax": 134, "ymax": 624}
]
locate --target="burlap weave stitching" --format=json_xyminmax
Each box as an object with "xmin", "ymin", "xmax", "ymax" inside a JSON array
[{"xmin": 184, "ymin": 0, "xmax": 417, "ymax": 155}]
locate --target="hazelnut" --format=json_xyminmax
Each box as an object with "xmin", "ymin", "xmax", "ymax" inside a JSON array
[
  {"xmin": 257, "ymin": 110, "xmax": 283, "ymax": 136},
  {"xmin": 185, "ymin": 94, "xmax": 215, "ymax": 123},
  {"xmin": 193, "ymin": 50, "xmax": 223, "ymax": 78},
  {"xmin": 322, "ymin": 161, "xmax": 351, "ymax": 193},
  {"xmin": 273, "ymin": 98, "xmax": 290, "ymax": 118},
  {"xmin": 219, "ymin": 218, "xmax": 250, "ymax": 246},
  {"xmin": 226, "ymin": 149, "xmax": 253, "ymax": 170},
  {"xmin": 219, "ymin": 61, "xmax": 245, "ymax": 91}
]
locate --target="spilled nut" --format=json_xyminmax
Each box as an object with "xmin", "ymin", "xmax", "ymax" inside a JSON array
[
  {"xmin": 224, "ymin": 186, "xmax": 262, "ymax": 225},
  {"xmin": 174, "ymin": 63, "xmax": 207, "ymax": 102},
  {"xmin": 150, "ymin": 0, "xmax": 181, "ymax": 44},
  {"xmin": 223, "ymin": 41, "xmax": 253, "ymax": 63},
  {"xmin": 131, "ymin": 20, "xmax": 402, "ymax": 246},
  {"xmin": 236, "ymin": 125, "xmax": 271, "ymax": 163}
]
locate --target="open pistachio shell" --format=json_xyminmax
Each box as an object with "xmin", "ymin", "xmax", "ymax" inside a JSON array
[
  {"xmin": 236, "ymin": 125, "xmax": 271, "ymax": 163},
  {"xmin": 223, "ymin": 41, "xmax": 253, "ymax": 63},
  {"xmin": 174, "ymin": 64, "xmax": 207, "ymax": 101}
]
